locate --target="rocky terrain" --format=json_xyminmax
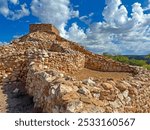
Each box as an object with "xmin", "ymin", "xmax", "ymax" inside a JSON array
[{"xmin": 0, "ymin": 24, "xmax": 150, "ymax": 113}]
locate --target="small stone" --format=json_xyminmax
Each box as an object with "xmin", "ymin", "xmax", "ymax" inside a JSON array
[
  {"xmin": 62, "ymin": 92, "xmax": 79, "ymax": 101},
  {"xmin": 122, "ymin": 90, "xmax": 129, "ymax": 98},
  {"xmin": 80, "ymin": 97, "xmax": 92, "ymax": 104},
  {"xmin": 82, "ymin": 78, "xmax": 96, "ymax": 86},
  {"xmin": 51, "ymin": 89, "xmax": 55, "ymax": 95},
  {"xmin": 102, "ymin": 83, "xmax": 113, "ymax": 90},
  {"xmin": 10, "ymin": 76, "xmax": 17, "ymax": 81},
  {"xmin": 66, "ymin": 100, "xmax": 83, "ymax": 112},
  {"xmin": 118, "ymin": 93, "xmax": 124, "ymax": 101},
  {"xmin": 45, "ymin": 76, "xmax": 53, "ymax": 82},
  {"xmin": 124, "ymin": 97, "xmax": 131, "ymax": 104},
  {"xmin": 128, "ymin": 87, "xmax": 138, "ymax": 96},
  {"xmin": 29, "ymin": 62, "xmax": 35, "ymax": 66},
  {"xmin": 40, "ymin": 72, "xmax": 49, "ymax": 79},
  {"xmin": 92, "ymin": 93, "xmax": 100, "ymax": 99},
  {"xmin": 13, "ymin": 88, "xmax": 19, "ymax": 94},
  {"xmin": 52, "ymin": 105, "xmax": 59, "ymax": 113},
  {"xmin": 92, "ymin": 99, "xmax": 104, "ymax": 106},
  {"xmin": 100, "ymin": 90, "xmax": 110, "ymax": 100},
  {"xmin": 116, "ymin": 81, "xmax": 129, "ymax": 92},
  {"xmin": 109, "ymin": 99, "xmax": 122, "ymax": 109},
  {"xmin": 42, "ymin": 50, "xmax": 49, "ymax": 57},
  {"xmin": 58, "ymin": 84, "xmax": 73, "ymax": 95},
  {"xmin": 43, "ymin": 65, "xmax": 48, "ymax": 69},
  {"xmin": 59, "ymin": 73, "xmax": 64, "ymax": 78},
  {"xmin": 77, "ymin": 87, "xmax": 90, "ymax": 95}
]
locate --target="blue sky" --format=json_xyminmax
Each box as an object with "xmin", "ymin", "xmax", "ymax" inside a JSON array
[{"xmin": 0, "ymin": 0, "xmax": 150, "ymax": 55}]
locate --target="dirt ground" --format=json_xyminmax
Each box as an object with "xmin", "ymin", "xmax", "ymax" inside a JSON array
[{"xmin": 70, "ymin": 68, "xmax": 132, "ymax": 81}]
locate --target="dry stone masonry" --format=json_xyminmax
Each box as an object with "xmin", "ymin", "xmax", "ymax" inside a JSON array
[
  {"xmin": 0, "ymin": 24, "xmax": 150, "ymax": 112},
  {"xmin": 30, "ymin": 24, "xmax": 60, "ymax": 35}
]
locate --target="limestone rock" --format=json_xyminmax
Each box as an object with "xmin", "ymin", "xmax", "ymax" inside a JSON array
[
  {"xmin": 102, "ymin": 82, "xmax": 113, "ymax": 90},
  {"xmin": 82, "ymin": 78, "xmax": 96, "ymax": 86},
  {"xmin": 66, "ymin": 100, "xmax": 83, "ymax": 113}
]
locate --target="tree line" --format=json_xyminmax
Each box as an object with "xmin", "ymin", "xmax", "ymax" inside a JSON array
[{"xmin": 103, "ymin": 53, "xmax": 150, "ymax": 70}]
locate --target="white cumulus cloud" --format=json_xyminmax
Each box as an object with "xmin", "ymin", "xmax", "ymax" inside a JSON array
[
  {"xmin": 31, "ymin": 0, "xmax": 149, "ymax": 55},
  {"xmin": 0, "ymin": 0, "xmax": 29, "ymax": 20},
  {"xmin": 31, "ymin": 0, "xmax": 79, "ymax": 37},
  {"xmin": 77, "ymin": 0, "xmax": 150, "ymax": 55},
  {"xmin": 9, "ymin": 0, "xmax": 18, "ymax": 5},
  {"xmin": 144, "ymin": 0, "xmax": 150, "ymax": 11},
  {"xmin": 67, "ymin": 23, "xmax": 87, "ymax": 43}
]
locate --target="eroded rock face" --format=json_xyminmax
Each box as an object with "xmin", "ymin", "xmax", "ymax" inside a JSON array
[{"xmin": 0, "ymin": 24, "xmax": 150, "ymax": 113}]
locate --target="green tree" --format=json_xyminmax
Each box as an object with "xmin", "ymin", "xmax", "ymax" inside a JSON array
[
  {"xmin": 112, "ymin": 55, "xmax": 129, "ymax": 64},
  {"xmin": 145, "ymin": 54, "xmax": 150, "ymax": 59}
]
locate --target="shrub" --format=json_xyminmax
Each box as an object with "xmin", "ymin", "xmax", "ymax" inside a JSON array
[
  {"xmin": 145, "ymin": 54, "xmax": 150, "ymax": 59},
  {"xmin": 112, "ymin": 56, "xmax": 129, "ymax": 64},
  {"xmin": 103, "ymin": 54, "xmax": 149, "ymax": 68},
  {"xmin": 129, "ymin": 59, "xmax": 147, "ymax": 66},
  {"xmin": 143, "ymin": 65, "xmax": 150, "ymax": 70}
]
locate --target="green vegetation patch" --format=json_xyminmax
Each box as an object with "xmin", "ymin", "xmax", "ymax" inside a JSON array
[{"xmin": 103, "ymin": 53, "xmax": 150, "ymax": 70}]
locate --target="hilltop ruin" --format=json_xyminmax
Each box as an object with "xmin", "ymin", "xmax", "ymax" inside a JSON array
[{"xmin": 0, "ymin": 24, "xmax": 150, "ymax": 113}]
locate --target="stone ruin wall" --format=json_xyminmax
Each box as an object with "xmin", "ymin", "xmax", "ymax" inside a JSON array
[
  {"xmin": 28, "ymin": 49, "xmax": 85, "ymax": 74},
  {"xmin": 0, "ymin": 44, "xmax": 86, "ymax": 112},
  {"xmin": 25, "ymin": 66, "xmax": 81, "ymax": 112},
  {"xmin": 0, "ymin": 24, "xmax": 144, "ymax": 113},
  {"xmin": 0, "ymin": 43, "xmax": 85, "ymax": 86},
  {"xmin": 51, "ymin": 36, "xmax": 136, "ymax": 73},
  {"xmin": 84, "ymin": 54, "xmax": 136, "ymax": 73},
  {"xmin": 25, "ymin": 55, "xmax": 150, "ymax": 113},
  {"xmin": 30, "ymin": 24, "xmax": 60, "ymax": 36},
  {"xmin": 0, "ymin": 45, "xmax": 27, "ymax": 85},
  {"xmin": 14, "ymin": 24, "xmax": 137, "ymax": 74},
  {"xmin": 25, "ymin": 62, "xmax": 109, "ymax": 113}
]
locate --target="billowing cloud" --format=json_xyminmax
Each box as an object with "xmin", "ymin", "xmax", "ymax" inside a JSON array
[
  {"xmin": 31, "ymin": 0, "xmax": 79, "ymax": 37},
  {"xmin": 144, "ymin": 0, "xmax": 150, "ymax": 11},
  {"xmin": 30, "ymin": 0, "xmax": 150, "ymax": 55},
  {"xmin": 76, "ymin": 0, "xmax": 150, "ymax": 55},
  {"xmin": 31, "ymin": 0, "xmax": 70, "ymax": 27},
  {"xmin": 9, "ymin": 0, "xmax": 18, "ymax": 5},
  {"xmin": 9, "ymin": 3, "xmax": 30, "ymax": 20},
  {"xmin": 102, "ymin": 0, "xmax": 128, "ymax": 26},
  {"xmin": 70, "ymin": 10, "xmax": 79, "ymax": 18},
  {"xmin": 0, "ymin": 0, "xmax": 10, "ymax": 17},
  {"xmin": 0, "ymin": 0, "xmax": 29, "ymax": 20},
  {"xmin": 67, "ymin": 23, "xmax": 87, "ymax": 43}
]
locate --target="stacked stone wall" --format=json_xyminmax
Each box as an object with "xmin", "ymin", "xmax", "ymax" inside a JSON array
[
  {"xmin": 30, "ymin": 24, "xmax": 59, "ymax": 35},
  {"xmin": 50, "ymin": 39, "xmax": 136, "ymax": 73},
  {"xmin": 27, "ymin": 49, "xmax": 85, "ymax": 74},
  {"xmin": 25, "ymin": 60, "xmax": 150, "ymax": 113}
]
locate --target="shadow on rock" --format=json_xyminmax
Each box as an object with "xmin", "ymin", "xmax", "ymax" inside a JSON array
[{"xmin": 1, "ymin": 80, "xmax": 35, "ymax": 113}]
